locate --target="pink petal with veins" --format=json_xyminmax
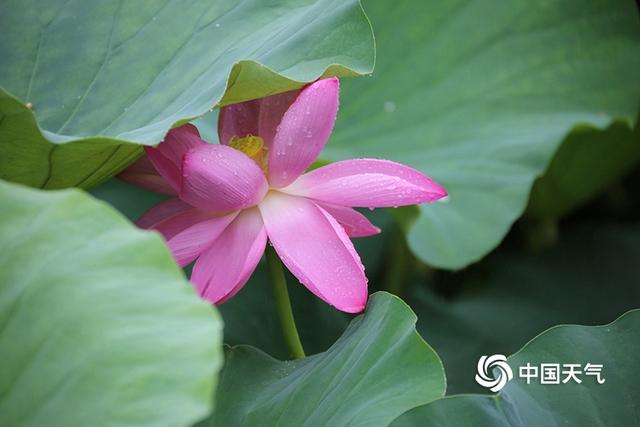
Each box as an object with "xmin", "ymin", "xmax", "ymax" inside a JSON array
[
  {"xmin": 180, "ymin": 144, "xmax": 268, "ymax": 212},
  {"xmin": 218, "ymin": 100, "xmax": 261, "ymax": 144},
  {"xmin": 259, "ymin": 191, "xmax": 367, "ymax": 313},
  {"xmin": 284, "ymin": 159, "xmax": 447, "ymax": 207},
  {"xmin": 314, "ymin": 202, "xmax": 381, "ymax": 238},
  {"xmin": 268, "ymin": 78, "xmax": 340, "ymax": 188},
  {"xmin": 136, "ymin": 198, "xmax": 192, "ymax": 229},
  {"xmin": 166, "ymin": 212, "xmax": 238, "ymax": 267},
  {"xmin": 192, "ymin": 208, "xmax": 267, "ymax": 303},
  {"xmin": 144, "ymin": 124, "xmax": 206, "ymax": 191},
  {"xmin": 258, "ymin": 90, "xmax": 299, "ymax": 148},
  {"xmin": 139, "ymin": 202, "xmax": 238, "ymax": 266}
]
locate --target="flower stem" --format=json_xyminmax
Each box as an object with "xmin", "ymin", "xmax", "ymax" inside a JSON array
[
  {"xmin": 384, "ymin": 224, "xmax": 409, "ymax": 298},
  {"xmin": 266, "ymin": 246, "xmax": 306, "ymax": 359}
]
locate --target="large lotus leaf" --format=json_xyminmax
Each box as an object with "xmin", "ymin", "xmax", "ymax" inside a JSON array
[
  {"xmin": 325, "ymin": 0, "xmax": 640, "ymax": 268},
  {"xmin": 0, "ymin": 180, "xmax": 223, "ymax": 426},
  {"xmin": 209, "ymin": 292, "xmax": 445, "ymax": 427},
  {"xmin": 0, "ymin": 0, "xmax": 374, "ymax": 189},
  {"xmin": 526, "ymin": 120, "xmax": 640, "ymax": 219},
  {"xmin": 392, "ymin": 308, "xmax": 640, "ymax": 426},
  {"xmin": 409, "ymin": 223, "xmax": 640, "ymax": 394}
]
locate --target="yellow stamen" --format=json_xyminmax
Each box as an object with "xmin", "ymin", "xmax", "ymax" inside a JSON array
[{"xmin": 228, "ymin": 135, "xmax": 268, "ymax": 172}]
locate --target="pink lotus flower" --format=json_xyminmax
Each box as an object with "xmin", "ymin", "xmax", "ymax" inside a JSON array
[{"xmin": 121, "ymin": 78, "xmax": 446, "ymax": 313}]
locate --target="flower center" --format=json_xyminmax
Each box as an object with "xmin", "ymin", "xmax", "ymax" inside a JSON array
[{"xmin": 228, "ymin": 135, "xmax": 268, "ymax": 173}]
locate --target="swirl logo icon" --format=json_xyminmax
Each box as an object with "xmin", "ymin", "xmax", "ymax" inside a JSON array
[{"xmin": 475, "ymin": 354, "xmax": 513, "ymax": 392}]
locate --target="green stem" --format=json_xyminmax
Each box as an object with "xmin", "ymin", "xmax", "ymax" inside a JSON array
[
  {"xmin": 384, "ymin": 225, "xmax": 408, "ymax": 298},
  {"xmin": 266, "ymin": 246, "xmax": 305, "ymax": 359}
]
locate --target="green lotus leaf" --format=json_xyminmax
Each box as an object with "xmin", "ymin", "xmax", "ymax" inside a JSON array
[
  {"xmin": 0, "ymin": 0, "xmax": 374, "ymax": 189},
  {"xmin": 393, "ymin": 308, "xmax": 640, "ymax": 426},
  {"xmin": 326, "ymin": 0, "xmax": 640, "ymax": 268},
  {"xmin": 210, "ymin": 292, "xmax": 445, "ymax": 427},
  {"xmin": 0, "ymin": 180, "xmax": 222, "ymax": 426},
  {"xmin": 526, "ymin": 120, "xmax": 640, "ymax": 219},
  {"xmin": 408, "ymin": 223, "xmax": 640, "ymax": 393}
]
